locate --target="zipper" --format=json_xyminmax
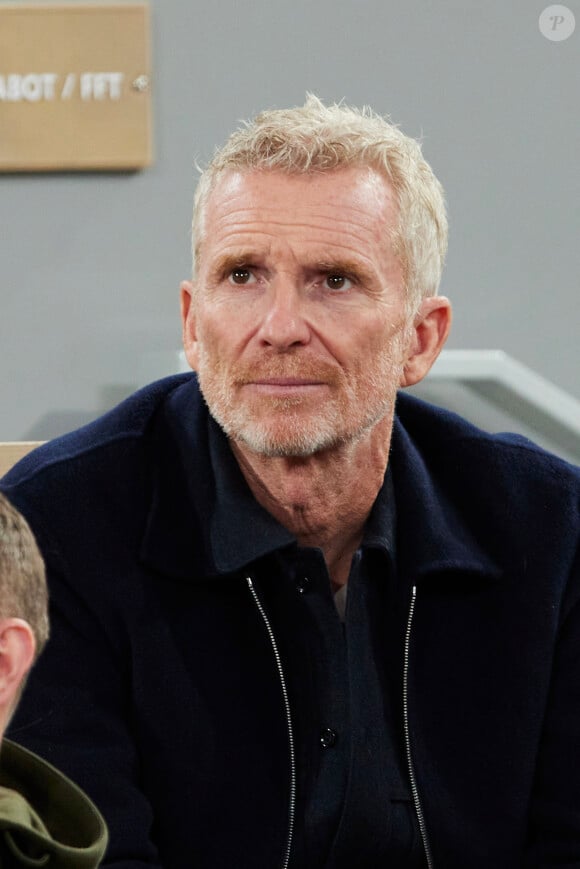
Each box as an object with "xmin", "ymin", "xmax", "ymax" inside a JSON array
[
  {"xmin": 246, "ymin": 576, "xmax": 296, "ymax": 869},
  {"xmin": 403, "ymin": 584, "xmax": 434, "ymax": 869}
]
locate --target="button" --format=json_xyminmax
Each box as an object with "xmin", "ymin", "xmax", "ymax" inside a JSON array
[
  {"xmin": 319, "ymin": 728, "xmax": 337, "ymax": 748},
  {"xmin": 296, "ymin": 575, "xmax": 312, "ymax": 594}
]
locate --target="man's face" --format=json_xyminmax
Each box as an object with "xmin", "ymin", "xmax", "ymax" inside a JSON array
[{"xmin": 182, "ymin": 167, "xmax": 417, "ymax": 458}]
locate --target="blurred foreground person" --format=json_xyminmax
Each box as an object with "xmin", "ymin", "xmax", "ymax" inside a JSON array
[
  {"xmin": 0, "ymin": 492, "xmax": 107, "ymax": 867},
  {"xmin": 1, "ymin": 96, "xmax": 579, "ymax": 868}
]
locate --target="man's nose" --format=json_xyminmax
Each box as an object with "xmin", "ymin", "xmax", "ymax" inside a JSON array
[{"xmin": 256, "ymin": 282, "xmax": 311, "ymax": 349}]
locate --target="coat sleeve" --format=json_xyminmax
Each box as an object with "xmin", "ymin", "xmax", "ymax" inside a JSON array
[
  {"xmin": 5, "ymin": 510, "xmax": 163, "ymax": 869},
  {"xmin": 523, "ymin": 539, "xmax": 580, "ymax": 866}
]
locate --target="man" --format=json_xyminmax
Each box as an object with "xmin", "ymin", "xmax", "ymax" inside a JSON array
[
  {"xmin": 1, "ymin": 95, "xmax": 579, "ymax": 868},
  {"xmin": 0, "ymin": 492, "xmax": 108, "ymax": 866}
]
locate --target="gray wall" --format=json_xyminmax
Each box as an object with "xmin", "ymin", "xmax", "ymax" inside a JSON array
[{"xmin": 1, "ymin": 0, "xmax": 578, "ymax": 440}]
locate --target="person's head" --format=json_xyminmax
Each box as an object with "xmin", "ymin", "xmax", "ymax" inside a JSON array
[
  {"xmin": 181, "ymin": 96, "xmax": 451, "ymax": 460},
  {"xmin": 191, "ymin": 93, "xmax": 448, "ymax": 313},
  {"xmin": 0, "ymin": 492, "xmax": 49, "ymax": 735}
]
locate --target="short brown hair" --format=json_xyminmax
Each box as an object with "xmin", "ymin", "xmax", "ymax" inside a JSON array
[{"xmin": 0, "ymin": 493, "xmax": 49, "ymax": 657}]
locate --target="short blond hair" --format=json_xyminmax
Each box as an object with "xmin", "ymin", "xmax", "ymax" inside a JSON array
[
  {"xmin": 192, "ymin": 94, "xmax": 448, "ymax": 310},
  {"xmin": 0, "ymin": 493, "xmax": 49, "ymax": 658}
]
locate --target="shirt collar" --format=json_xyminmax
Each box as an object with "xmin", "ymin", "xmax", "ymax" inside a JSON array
[
  {"xmin": 140, "ymin": 378, "xmax": 295, "ymax": 580},
  {"xmin": 360, "ymin": 466, "xmax": 396, "ymax": 559},
  {"xmin": 208, "ymin": 416, "xmax": 397, "ymax": 574},
  {"xmin": 207, "ymin": 416, "xmax": 296, "ymax": 574}
]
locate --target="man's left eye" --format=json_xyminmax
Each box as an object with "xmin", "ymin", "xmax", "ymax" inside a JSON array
[
  {"xmin": 324, "ymin": 274, "xmax": 353, "ymax": 291},
  {"xmin": 228, "ymin": 268, "xmax": 256, "ymax": 285}
]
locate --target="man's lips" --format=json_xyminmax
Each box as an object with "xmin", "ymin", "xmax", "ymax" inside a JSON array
[
  {"xmin": 241, "ymin": 378, "xmax": 329, "ymax": 395},
  {"xmin": 249, "ymin": 378, "xmax": 325, "ymax": 387}
]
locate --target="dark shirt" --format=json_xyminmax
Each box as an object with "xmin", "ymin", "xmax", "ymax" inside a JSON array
[{"xmin": 210, "ymin": 425, "xmax": 425, "ymax": 867}]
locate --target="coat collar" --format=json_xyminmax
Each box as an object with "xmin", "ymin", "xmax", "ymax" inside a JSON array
[
  {"xmin": 140, "ymin": 378, "xmax": 501, "ymax": 584},
  {"xmin": 140, "ymin": 377, "xmax": 294, "ymax": 579},
  {"xmin": 389, "ymin": 399, "xmax": 503, "ymax": 583},
  {"xmin": 206, "ymin": 421, "xmax": 295, "ymax": 573}
]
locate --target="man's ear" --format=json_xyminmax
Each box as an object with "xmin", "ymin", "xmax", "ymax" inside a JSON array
[
  {"xmin": 180, "ymin": 280, "xmax": 199, "ymax": 371},
  {"xmin": 0, "ymin": 619, "xmax": 35, "ymax": 715},
  {"xmin": 400, "ymin": 296, "xmax": 452, "ymax": 387}
]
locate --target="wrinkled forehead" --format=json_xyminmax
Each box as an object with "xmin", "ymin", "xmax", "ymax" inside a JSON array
[{"xmin": 197, "ymin": 167, "xmax": 400, "ymax": 259}]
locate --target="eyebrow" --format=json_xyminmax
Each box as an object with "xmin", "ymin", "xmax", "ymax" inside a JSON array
[{"xmin": 207, "ymin": 252, "xmax": 262, "ymax": 282}]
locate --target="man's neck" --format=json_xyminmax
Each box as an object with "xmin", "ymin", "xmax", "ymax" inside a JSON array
[{"xmin": 230, "ymin": 416, "xmax": 393, "ymax": 590}]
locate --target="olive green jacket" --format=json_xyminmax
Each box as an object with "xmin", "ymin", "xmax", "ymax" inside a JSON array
[{"xmin": 0, "ymin": 740, "xmax": 107, "ymax": 868}]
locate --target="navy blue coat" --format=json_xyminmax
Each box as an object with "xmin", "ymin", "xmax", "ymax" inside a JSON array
[{"xmin": 2, "ymin": 374, "xmax": 579, "ymax": 868}]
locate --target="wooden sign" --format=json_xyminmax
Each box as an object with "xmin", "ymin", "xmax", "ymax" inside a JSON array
[{"xmin": 0, "ymin": 3, "xmax": 152, "ymax": 171}]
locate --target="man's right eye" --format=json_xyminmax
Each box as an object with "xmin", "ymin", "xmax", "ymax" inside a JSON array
[{"xmin": 228, "ymin": 268, "xmax": 256, "ymax": 285}]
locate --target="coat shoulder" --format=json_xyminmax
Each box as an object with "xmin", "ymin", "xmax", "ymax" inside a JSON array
[
  {"xmin": 394, "ymin": 391, "xmax": 580, "ymax": 496},
  {"xmin": 1, "ymin": 374, "xmax": 196, "ymax": 492}
]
